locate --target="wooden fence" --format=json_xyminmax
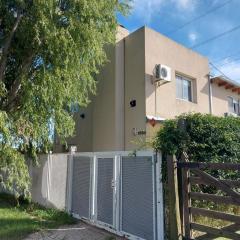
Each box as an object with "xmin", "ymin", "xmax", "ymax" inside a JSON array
[{"xmin": 167, "ymin": 154, "xmax": 240, "ymax": 240}]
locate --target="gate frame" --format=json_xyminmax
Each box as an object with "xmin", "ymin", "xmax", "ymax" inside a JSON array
[
  {"xmin": 170, "ymin": 153, "xmax": 240, "ymax": 240},
  {"xmin": 119, "ymin": 151, "xmax": 158, "ymax": 240},
  {"xmin": 66, "ymin": 150, "xmax": 164, "ymax": 240},
  {"xmin": 93, "ymin": 152, "xmax": 117, "ymax": 230}
]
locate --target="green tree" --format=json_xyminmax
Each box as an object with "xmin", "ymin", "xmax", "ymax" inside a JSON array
[{"xmin": 0, "ymin": 0, "xmax": 130, "ymax": 197}]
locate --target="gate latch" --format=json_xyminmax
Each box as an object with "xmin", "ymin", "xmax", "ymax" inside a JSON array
[{"xmin": 111, "ymin": 179, "xmax": 115, "ymax": 189}]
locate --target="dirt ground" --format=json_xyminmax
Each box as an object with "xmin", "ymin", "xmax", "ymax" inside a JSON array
[{"xmin": 24, "ymin": 221, "xmax": 125, "ymax": 240}]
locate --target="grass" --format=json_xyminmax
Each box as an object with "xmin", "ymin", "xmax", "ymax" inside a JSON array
[
  {"xmin": 192, "ymin": 201, "xmax": 240, "ymax": 240},
  {"xmin": 0, "ymin": 193, "xmax": 76, "ymax": 240}
]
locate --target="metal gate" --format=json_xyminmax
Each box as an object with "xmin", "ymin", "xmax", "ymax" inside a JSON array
[
  {"xmin": 67, "ymin": 151, "xmax": 164, "ymax": 240},
  {"xmin": 96, "ymin": 156, "xmax": 115, "ymax": 228}
]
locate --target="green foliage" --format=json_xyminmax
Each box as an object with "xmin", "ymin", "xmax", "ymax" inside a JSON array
[
  {"xmin": 0, "ymin": 1, "xmax": 130, "ymax": 196},
  {"xmin": 154, "ymin": 113, "xmax": 240, "ymax": 163},
  {"xmin": 154, "ymin": 113, "xmax": 240, "ymax": 191},
  {"xmin": 155, "ymin": 113, "xmax": 240, "ymax": 233}
]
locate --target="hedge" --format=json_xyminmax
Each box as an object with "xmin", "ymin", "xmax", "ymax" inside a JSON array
[
  {"xmin": 154, "ymin": 113, "xmax": 240, "ymax": 189},
  {"xmin": 154, "ymin": 113, "xmax": 240, "ymax": 164}
]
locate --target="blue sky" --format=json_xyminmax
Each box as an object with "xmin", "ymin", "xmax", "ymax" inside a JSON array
[{"xmin": 117, "ymin": 0, "xmax": 240, "ymax": 82}]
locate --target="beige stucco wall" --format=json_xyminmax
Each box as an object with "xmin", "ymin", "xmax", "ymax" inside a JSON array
[
  {"xmin": 124, "ymin": 28, "xmax": 146, "ymax": 150},
  {"xmin": 54, "ymin": 26, "xmax": 129, "ymax": 152},
  {"xmin": 55, "ymin": 26, "xmax": 239, "ymax": 153},
  {"xmin": 92, "ymin": 26, "xmax": 129, "ymax": 151},
  {"xmin": 53, "ymin": 103, "xmax": 93, "ymax": 153},
  {"xmin": 145, "ymin": 27, "xmax": 210, "ymax": 119},
  {"xmin": 211, "ymin": 82, "xmax": 240, "ymax": 116},
  {"xmin": 71, "ymin": 104, "xmax": 93, "ymax": 152},
  {"xmin": 92, "ymin": 44, "xmax": 116, "ymax": 151}
]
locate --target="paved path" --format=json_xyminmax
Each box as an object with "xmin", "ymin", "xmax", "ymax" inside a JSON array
[{"xmin": 24, "ymin": 221, "xmax": 124, "ymax": 240}]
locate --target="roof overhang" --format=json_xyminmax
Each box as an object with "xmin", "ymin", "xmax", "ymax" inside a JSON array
[{"xmin": 211, "ymin": 76, "xmax": 240, "ymax": 95}]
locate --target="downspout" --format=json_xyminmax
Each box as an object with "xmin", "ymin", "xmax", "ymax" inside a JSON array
[{"xmin": 208, "ymin": 73, "xmax": 213, "ymax": 114}]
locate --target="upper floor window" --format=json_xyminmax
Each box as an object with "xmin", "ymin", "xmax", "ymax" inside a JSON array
[
  {"xmin": 227, "ymin": 96, "xmax": 239, "ymax": 115},
  {"xmin": 176, "ymin": 75, "xmax": 192, "ymax": 102}
]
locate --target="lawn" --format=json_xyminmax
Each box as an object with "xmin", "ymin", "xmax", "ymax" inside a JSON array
[{"xmin": 0, "ymin": 194, "xmax": 76, "ymax": 240}]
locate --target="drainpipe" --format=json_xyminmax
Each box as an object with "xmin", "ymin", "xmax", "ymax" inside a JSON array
[{"xmin": 208, "ymin": 74, "xmax": 213, "ymax": 115}]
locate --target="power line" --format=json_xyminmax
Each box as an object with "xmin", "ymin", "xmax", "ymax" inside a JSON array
[
  {"xmin": 210, "ymin": 62, "xmax": 230, "ymax": 80},
  {"xmin": 210, "ymin": 62, "xmax": 240, "ymax": 83},
  {"xmin": 190, "ymin": 24, "xmax": 240, "ymax": 49},
  {"xmin": 217, "ymin": 56, "xmax": 240, "ymax": 67},
  {"xmin": 167, "ymin": 0, "xmax": 233, "ymax": 35},
  {"xmin": 213, "ymin": 51, "xmax": 240, "ymax": 63}
]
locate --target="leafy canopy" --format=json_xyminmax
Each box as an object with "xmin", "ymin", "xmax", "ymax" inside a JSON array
[{"xmin": 0, "ymin": 0, "xmax": 130, "ymax": 196}]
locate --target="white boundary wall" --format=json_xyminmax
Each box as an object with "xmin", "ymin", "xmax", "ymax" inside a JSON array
[{"xmin": 30, "ymin": 154, "xmax": 69, "ymax": 209}]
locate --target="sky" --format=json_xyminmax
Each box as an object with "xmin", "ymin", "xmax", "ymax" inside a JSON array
[{"xmin": 117, "ymin": 0, "xmax": 240, "ymax": 82}]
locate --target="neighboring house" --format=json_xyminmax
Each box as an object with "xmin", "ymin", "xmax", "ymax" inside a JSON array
[
  {"xmin": 54, "ymin": 26, "xmax": 240, "ymax": 153},
  {"xmin": 210, "ymin": 76, "xmax": 240, "ymax": 117}
]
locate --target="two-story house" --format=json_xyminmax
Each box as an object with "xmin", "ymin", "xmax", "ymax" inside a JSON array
[{"xmin": 54, "ymin": 26, "xmax": 240, "ymax": 153}]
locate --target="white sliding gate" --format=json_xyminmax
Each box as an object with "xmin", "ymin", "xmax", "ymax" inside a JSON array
[{"xmin": 67, "ymin": 151, "xmax": 164, "ymax": 240}]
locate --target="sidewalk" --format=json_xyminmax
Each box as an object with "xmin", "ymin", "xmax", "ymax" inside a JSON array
[{"xmin": 24, "ymin": 221, "xmax": 124, "ymax": 240}]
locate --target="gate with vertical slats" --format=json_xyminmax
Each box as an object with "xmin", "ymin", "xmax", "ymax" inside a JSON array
[
  {"xmin": 68, "ymin": 151, "xmax": 164, "ymax": 240},
  {"xmin": 175, "ymin": 153, "xmax": 240, "ymax": 240},
  {"xmin": 121, "ymin": 156, "xmax": 155, "ymax": 239},
  {"xmin": 71, "ymin": 155, "xmax": 91, "ymax": 219},
  {"xmin": 96, "ymin": 157, "xmax": 114, "ymax": 227}
]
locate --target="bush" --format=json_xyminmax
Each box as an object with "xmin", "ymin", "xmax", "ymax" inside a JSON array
[
  {"xmin": 154, "ymin": 113, "xmax": 240, "ymax": 190},
  {"xmin": 154, "ymin": 113, "xmax": 240, "ymax": 164}
]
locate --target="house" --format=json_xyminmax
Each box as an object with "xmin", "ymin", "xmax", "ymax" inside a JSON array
[
  {"xmin": 210, "ymin": 76, "xmax": 240, "ymax": 117},
  {"xmin": 54, "ymin": 26, "xmax": 240, "ymax": 153}
]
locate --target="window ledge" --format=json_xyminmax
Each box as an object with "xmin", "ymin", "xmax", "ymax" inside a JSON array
[{"xmin": 176, "ymin": 98, "xmax": 197, "ymax": 104}]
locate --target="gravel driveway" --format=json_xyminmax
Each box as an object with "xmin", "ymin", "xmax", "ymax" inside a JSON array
[{"xmin": 24, "ymin": 221, "xmax": 124, "ymax": 240}]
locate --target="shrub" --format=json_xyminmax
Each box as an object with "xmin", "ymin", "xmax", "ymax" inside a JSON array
[
  {"xmin": 154, "ymin": 113, "xmax": 240, "ymax": 189},
  {"xmin": 154, "ymin": 113, "xmax": 240, "ymax": 164}
]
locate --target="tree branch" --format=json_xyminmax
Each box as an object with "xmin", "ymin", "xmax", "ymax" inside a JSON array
[
  {"xmin": 3, "ymin": 53, "xmax": 34, "ymax": 112},
  {"xmin": 0, "ymin": 13, "xmax": 23, "ymax": 82}
]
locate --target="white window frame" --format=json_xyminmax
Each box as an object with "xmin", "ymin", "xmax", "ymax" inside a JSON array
[
  {"xmin": 227, "ymin": 96, "xmax": 239, "ymax": 115},
  {"xmin": 176, "ymin": 74, "xmax": 193, "ymax": 102}
]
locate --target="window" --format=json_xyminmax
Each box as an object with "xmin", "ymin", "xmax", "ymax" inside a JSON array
[
  {"xmin": 176, "ymin": 75, "xmax": 192, "ymax": 102},
  {"xmin": 227, "ymin": 96, "xmax": 239, "ymax": 114}
]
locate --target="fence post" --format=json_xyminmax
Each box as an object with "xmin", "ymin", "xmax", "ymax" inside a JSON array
[
  {"xmin": 167, "ymin": 155, "xmax": 182, "ymax": 240},
  {"xmin": 66, "ymin": 154, "xmax": 73, "ymax": 213},
  {"xmin": 181, "ymin": 153, "xmax": 192, "ymax": 239}
]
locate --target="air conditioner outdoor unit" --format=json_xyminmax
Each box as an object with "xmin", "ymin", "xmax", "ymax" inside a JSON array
[
  {"xmin": 155, "ymin": 64, "xmax": 171, "ymax": 83},
  {"xmin": 224, "ymin": 112, "xmax": 238, "ymax": 117}
]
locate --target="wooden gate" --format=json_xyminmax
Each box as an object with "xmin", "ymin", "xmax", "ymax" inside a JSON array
[{"xmin": 167, "ymin": 154, "xmax": 240, "ymax": 240}]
